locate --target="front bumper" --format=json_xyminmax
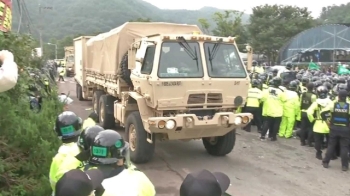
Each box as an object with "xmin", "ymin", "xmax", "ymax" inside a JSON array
[{"xmin": 146, "ymin": 112, "xmax": 253, "ymax": 140}]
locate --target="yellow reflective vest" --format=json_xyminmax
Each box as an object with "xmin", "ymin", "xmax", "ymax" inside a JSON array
[
  {"xmin": 246, "ymin": 87, "xmax": 262, "ymax": 107},
  {"xmin": 82, "ymin": 117, "xmax": 96, "ymax": 130},
  {"xmin": 102, "ymin": 168, "xmax": 156, "ymax": 196},
  {"xmin": 262, "ymin": 87, "xmax": 286, "ymax": 117},
  {"xmin": 49, "ymin": 142, "xmax": 80, "ymax": 191},
  {"xmin": 307, "ymin": 98, "xmax": 333, "ymax": 133}
]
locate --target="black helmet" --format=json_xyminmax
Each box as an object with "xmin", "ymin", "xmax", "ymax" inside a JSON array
[
  {"xmin": 271, "ymin": 77, "xmax": 281, "ymax": 87},
  {"xmin": 301, "ymin": 77, "xmax": 309, "ymax": 86},
  {"xmin": 258, "ymin": 75, "xmax": 267, "ymax": 83},
  {"xmin": 272, "ymin": 69, "xmax": 278, "ymax": 74},
  {"xmin": 288, "ymin": 80, "xmax": 298, "ymax": 91},
  {"xmin": 338, "ymin": 83, "xmax": 347, "ymax": 91},
  {"xmin": 252, "ymin": 61, "xmax": 258, "ymax": 67},
  {"xmin": 55, "ymin": 111, "xmax": 82, "ymax": 140},
  {"xmin": 316, "ymin": 86, "xmax": 328, "ymax": 99},
  {"xmin": 338, "ymin": 76, "xmax": 346, "ymax": 84},
  {"xmin": 286, "ymin": 62, "xmax": 293, "ymax": 70},
  {"xmin": 78, "ymin": 125, "xmax": 104, "ymax": 151},
  {"xmin": 88, "ymin": 112, "xmax": 99, "ymax": 123},
  {"xmin": 89, "ymin": 130, "xmax": 129, "ymax": 165},
  {"xmin": 251, "ymin": 79, "xmax": 260, "ymax": 88},
  {"xmin": 323, "ymin": 82, "xmax": 332, "ymax": 91}
]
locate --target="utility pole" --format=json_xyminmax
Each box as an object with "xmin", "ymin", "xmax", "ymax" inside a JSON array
[
  {"xmin": 38, "ymin": 2, "xmax": 53, "ymax": 55},
  {"xmin": 17, "ymin": 0, "xmax": 23, "ymax": 33}
]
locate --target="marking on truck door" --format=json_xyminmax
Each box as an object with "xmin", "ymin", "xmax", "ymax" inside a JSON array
[
  {"xmin": 234, "ymin": 81, "xmax": 240, "ymax": 85},
  {"xmin": 161, "ymin": 81, "xmax": 182, "ymax": 86}
]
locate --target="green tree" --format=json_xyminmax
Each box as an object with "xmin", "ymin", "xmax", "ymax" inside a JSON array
[
  {"xmin": 248, "ymin": 4, "xmax": 314, "ymax": 62},
  {"xmin": 319, "ymin": 4, "xmax": 350, "ymax": 23},
  {"xmin": 0, "ymin": 33, "xmax": 61, "ymax": 195},
  {"xmin": 129, "ymin": 18, "xmax": 152, "ymax": 22},
  {"xmin": 198, "ymin": 11, "xmax": 248, "ymax": 50}
]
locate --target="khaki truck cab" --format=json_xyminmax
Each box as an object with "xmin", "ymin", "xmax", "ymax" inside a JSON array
[
  {"xmin": 64, "ymin": 46, "xmax": 74, "ymax": 77},
  {"xmin": 76, "ymin": 22, "xmax": 252, "ymax": 164}
]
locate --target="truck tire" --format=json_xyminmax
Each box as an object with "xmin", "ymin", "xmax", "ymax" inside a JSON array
[
  {"xmin": 125, "ymin": 111, "xmax": 155, "ymax": 163},
  {"xmin": 92, "ymin": 90, "xmax": 104, "ymax": 115},
  {"xmin": 202, "ymin": 129, "xmax": 236, "ymax": 156},
  {"xmin": 76, "ymin": 84, "xmax": 84, "ymax": 101},
  {"xmin": 120, "ymin": 54, "xmax": 133, "ymax": 87},
  {"xmin": 99, "ymin": 95, "xmax": 116, "ymax": 129}
]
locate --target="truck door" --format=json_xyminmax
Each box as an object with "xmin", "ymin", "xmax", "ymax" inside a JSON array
[{"xmin": 131, "ymin": 42, "xmax": 156, "ymax": 107}]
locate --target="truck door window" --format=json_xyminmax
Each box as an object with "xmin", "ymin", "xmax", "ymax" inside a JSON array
[
  {"xmin": 158, "ymin": 42, "xmax": 203, "ymax": 78},
  {"xmin": 141, "ymin": 46, "xmax": 155, "ymax": 74},
  {"xmin": 204, "ymin": 43, "xmax": 247, "ymax": 78}
]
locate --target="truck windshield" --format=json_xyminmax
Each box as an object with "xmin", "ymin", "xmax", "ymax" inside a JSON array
[
  {"xmin": 158, "ymin": 42, "xmax": 203, "ymax": 78},
  {"xmin": 204, "ymin": 43, "xmax": 247, "ymax": 78}
]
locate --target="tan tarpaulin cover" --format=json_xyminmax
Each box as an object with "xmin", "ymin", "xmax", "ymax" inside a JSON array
[{"xmin": 85, "ymin": 22, "xmax": 202, "ymax": 75}]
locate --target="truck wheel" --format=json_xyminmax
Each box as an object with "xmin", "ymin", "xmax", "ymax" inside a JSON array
[
  {"xmin": 99, "ymin": 95, "xmax": 116, "ymax": 129},
  {"xmin": 92, "ymin": 90, "xmax": 104, "ymax": 115},
  {"xmin": 120, "ymin": 53, "xmax": 133, "ymax": 87},
  {"xmin": 202, "ymin": 129, "xmax": 236, "ymax": 156},
  {"xmin": 76, "ymin": 84, "xmax": 84, "ymax": 101},
  {"xmin": 125, "ymin": 111, "xmax": 155, "ymax": 163}
]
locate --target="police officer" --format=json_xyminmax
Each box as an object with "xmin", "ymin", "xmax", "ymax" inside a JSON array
[
  {"xmin": 253, "ymin": 61, "xmax": 264, "ymax": 74},
  {"xmin": 307, "ymin": 86, "xmax": 333, "ymax": 160},
  {"xmin": 277, "ymin": 62, "xmax": 292, "ymax": 77},
  {"xmin": 54, "ymin": 125, "xmax": 105, "ymax": 183},
  {"xmin": 300, "ymin": 83, "xmax": 317, "ymax": 146},
  {"xmin": 50, "ymin": 111, "xmax": 83, "ymax": 192},
  {"xmin": 82, "ymin": 112, "xmax": 99, "ymax": 130},
  {"xmin": 87, "ymin": 130, "xmax": 156, "ymax": 195},
  {"xmin": 260, "ymin": 77, "xmax": 286, "ymax": 141},
  {"xmin": 278, "ymin": 80, "xmax": 299, "ymax": 138},
  {"xmin": 322, "ymin": 90, "xmax": 350, "ymax": 171},
  {"xmin": 244, "ymin": 79, "xmax": 263, "ymax": 132}
]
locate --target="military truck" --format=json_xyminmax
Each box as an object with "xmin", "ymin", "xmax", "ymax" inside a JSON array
[
  {"xmin": 74, "ymin": 22, "xmax": 253, "ymax": 164},
  {"xmin": 64, "ymin": 46, "xmax": 74, "ymax": 77}
]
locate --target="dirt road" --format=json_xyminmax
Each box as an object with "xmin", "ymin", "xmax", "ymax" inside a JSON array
[{"xmin": 59, "ymin": 77, "xmax": 350, "ymax": 196}]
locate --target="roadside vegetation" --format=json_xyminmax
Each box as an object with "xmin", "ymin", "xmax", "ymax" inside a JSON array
[{"xmin": 0, "ymin": 33, "xmax": 61, "ymax": 195}]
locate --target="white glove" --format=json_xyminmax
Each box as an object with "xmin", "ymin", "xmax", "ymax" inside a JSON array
[{"xmin": 0, "ymin": 50, "xmax": 14, "ymax": 62}]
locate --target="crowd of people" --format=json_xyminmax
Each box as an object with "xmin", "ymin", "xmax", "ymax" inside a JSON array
[{"xmin": 244, "ymin": 61, "xmax": 350, "ymax": 171}]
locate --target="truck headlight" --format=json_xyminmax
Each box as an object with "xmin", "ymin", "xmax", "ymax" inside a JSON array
[
  {"xmin": 165, "ymin": 120, "xmax": 176, "ymax": 129},
  {"xmin": 234, "ymin": 117, "xmax": 242, "ymax": 125}
]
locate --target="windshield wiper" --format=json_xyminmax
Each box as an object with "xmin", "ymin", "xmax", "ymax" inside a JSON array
[
  {"xmin": 177, "ymin": 36, "xmax": 199, "ymax": 70},
  {"xmin": 209, "ymin": 39, "xmax": 223, "ymax": 61},
  {"xmin": 208, "ymin": 40, "xmax": 223, "ymax": 71}
]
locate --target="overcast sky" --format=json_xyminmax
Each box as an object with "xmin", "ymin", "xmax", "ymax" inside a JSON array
[{"xmin": 143, "ymin": 0, "xmax": 348, "ymax": 17}]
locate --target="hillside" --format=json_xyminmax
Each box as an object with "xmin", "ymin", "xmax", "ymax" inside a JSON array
[{"xmin": 11, "ymin": 0, "xmax": 249, "ymax": 41}]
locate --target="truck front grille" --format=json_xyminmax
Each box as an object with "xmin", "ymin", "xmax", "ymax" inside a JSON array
[
  {"xmin": 207, "ymin": 93, "xmax": 223, "ymax": 103},
  {"xmin": 187, "ymin": 93, "xmax": 205, "ymax": 104}
]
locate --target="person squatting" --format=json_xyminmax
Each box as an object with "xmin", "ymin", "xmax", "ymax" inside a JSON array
[{"xmin": 244, "ymin": 62, "xmax": 350, "ymax": 171}]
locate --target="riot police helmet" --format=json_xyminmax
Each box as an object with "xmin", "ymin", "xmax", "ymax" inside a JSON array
[
  {"xmin": 286, "ymin": 62, "xmax": 293, "ymax": 70},
  {"xmin": 301, "ymin": 77, "xmax": 309, "ymax": 86},
  {"xmin": 271, "ymin": 77, "xmax": 281, "ymax": 87},
  {"xmin": 316, "ymin": 86, "xmax": 328, "ymax": 99},
  {"xmin": 323, "ymin": 82, "xmax": 332, "ymax": 91},
  {"xmin": 338, "ymin": 83, "xmax": 347, "ymax": 91},
  {"xmin": 78, "ymin": 125, "xmax": 104, "ymax": 151},
  {"xmin": 55, "ymin": 111, "xmax": 83, "ymax": 140},
  {"xmin": 89, "ymin": 130, "xmax": 130, "ymax": 167},
  {"xmin": 288, "ymin": 80, "xmax": 298, "ymax": 91},
  {"xmin": 338, "ymin": 76, "xmax": 346, "ymax": 84},
  {"xmin": 251, "ymin": 79, "xmax": 260, "ymax": 88}
]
